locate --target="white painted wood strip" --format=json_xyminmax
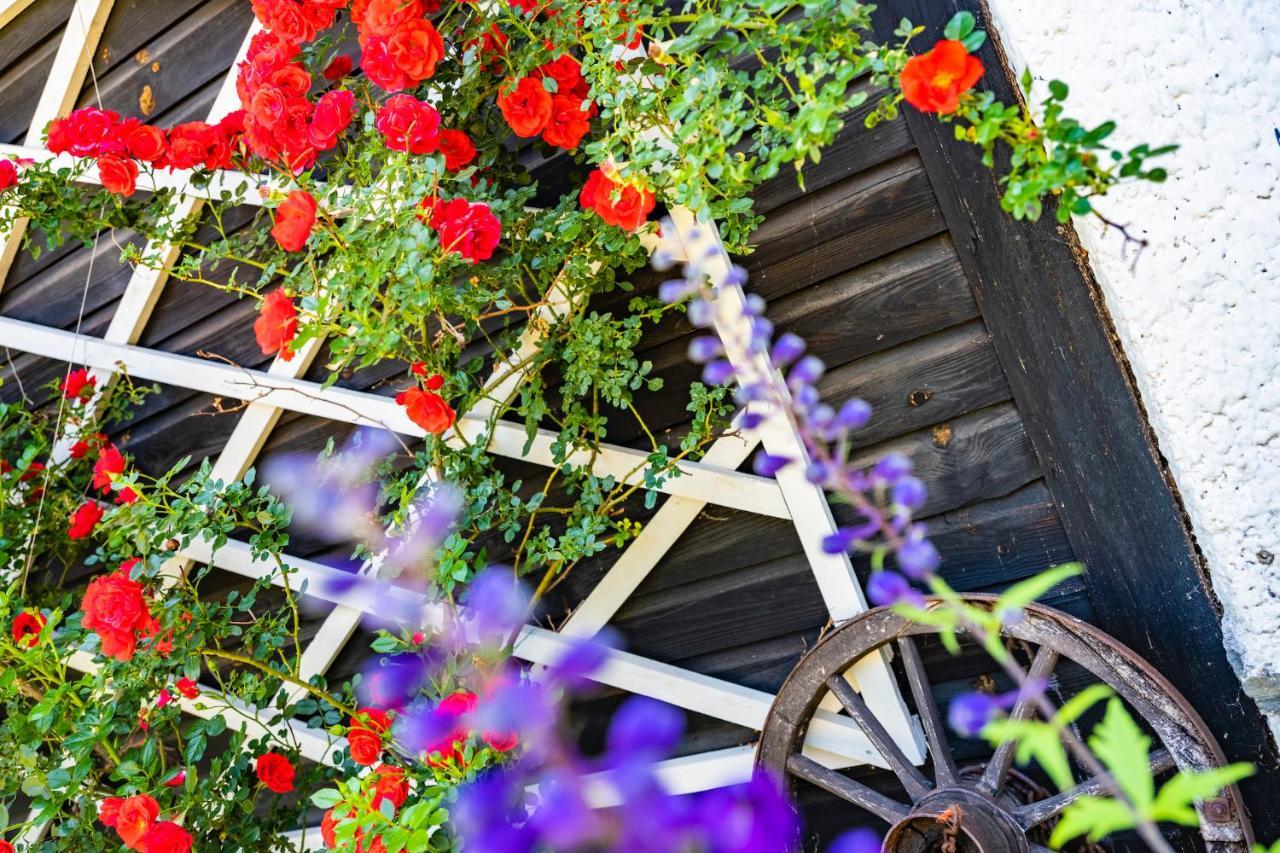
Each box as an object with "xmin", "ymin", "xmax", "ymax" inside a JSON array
[
  {"xmin": 0, "ymin": 0, "xmax": 38, "ymax": 29},
  {"xmin": 665, "ymin": 206, "xmax": 926, "ymax": 764},
  {"xmin": 0, "ymin": 0, "xmax": 115, "ymax": 291},
  {"xmin": 0, "ymin": 316, "xmax": 790, "ymax": 516},
  {"xmin": 558, "ymin": 431, "xmax": 760, "ymax": 639}
]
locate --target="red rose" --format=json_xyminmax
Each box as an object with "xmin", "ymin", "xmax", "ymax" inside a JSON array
[
  {"xmin": 497, "ymin": 77, "xmax": 552, "ymax": 138},
  {"xmin": 369, "ymin": 763, "xmax": 409, "ymax": 812},
  {"xmin": 114, "ymin": 794, "xmax": 160, "ymax": 847},
  {"xmin": 423, "ymin": 691, "xmax": 477, "ymax": 766},
  {"xmin": 60, "ymin": 367, "xmax": 96, "ymax": 400},
  {"xmin": 468, "ymin": 25, "xmax": 508, "ymax": 72},
  {"xmin": 12, "ymin": 611, "xmax": 45, "ymax": 648},
  {"xmin": 579, "ymin": 168, "xmax": 655, "ymax": 232},
  {"xmin": 250, "ymin": 86, "xmax": 290, "ymax": 130},
  {"xmin": 310, "ymin": 89, "xmax": 356, "ymax": 150},
  {"xmin": 98, "ymin": 796, "xmax": 125, "ymax": 827},
  {"xmin": 270, "ymin": 64, "xmax": 313, "ymax": 98},
  {"xmin": 347, "ymin": 706, "xmax": 392, "ymax": 766},
  {"xmin": 426, "ymin": 197, "xmax": 502, "ymax": 263},
  {"xmin": 395, "ymin": 386, "xmax": 456, "ymax": 435},
  {"xmin": 0, "ymin": 160, "xmax": 18, "ymax": 191},
  {"xmin": 483, "ymin": 729, "xmax": 518, "ymax": 752},
  {"xmin": 537, "ymin": 54, "xmax": 588, "ymax": 101},
  {"xmin": 271, "ymin": 190, "xmax": 316, "ymax": 252},
  {"xmin": 46, "ymin": 107, "xmax": 120, "ymax": 156},
  {"xmin": 255, "ymin": 289, "xmax": 299, "ymax": 360},
  {"xmin": 256, "ymin": 751, "xmax": 295, "ymax": 793},
  {"xmin": 359, "ymin": 36, "xmax": 410, "ymax": 92},
  {"xmin": 0, "ymin": 840, "xmax": 12, "ymax": 853},
  {"xmin": 126, "ymin": 124, "xmax": 168, "ymax": 163},
  {"xmin": 359, "ymin": 0, "xmax": 423, "ymax": 36},
  {"xmin": 321, "ymin": 808, "xmax": 349, "ymax": 847},
  {"xmin": 81, "ymin": 568, "xmax": 150, "ymax": 660},
  {"xmin": 164, "ymin": 122, "xmax": 218, "ymax": 170},
  {"xmin": 899, "ymin": 39, "xmax": 984, "ymax": 115},
  {"xmin": 375, "ymin": 94, "xmax": 440, "ymax": 154},
  {"xmin": 98, "ymin": 155, "xmax": 138, "ymax": 199},
  {"xmin": 136, "ymin": 820, "xmax": 193, "ymax": 853},
  {"xmin": 388, "ymin": 18, "xmax": 444, "ymax": 83},
  {"xmin": 437, "ymin": 129, "xmax": 476, "ymax": 171},
  {"xmin": 176, "ymin": 677, "xmax": 199, "ymax": 699},
  {"xmin": 542, "ymin": 94, "xmax": 590, "ymax": 150},
  {"xmin": 323, "ymin": 54, "xmax": 354, "ymax": 80},
  {"xmin": 92, "ymin": 444, "xmax": 126, "ymax": 493},
  {"xmin": 68, "ymin": 502, "xmax": 105, "ymax": 541}
]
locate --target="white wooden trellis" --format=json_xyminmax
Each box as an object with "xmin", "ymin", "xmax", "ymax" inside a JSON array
[{"xmin": 0, "ymin": 2, "xmax": 932, "ymax": 842}]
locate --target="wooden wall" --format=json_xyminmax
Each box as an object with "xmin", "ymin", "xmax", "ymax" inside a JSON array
[{"xmin": 0, "ymin": 0, "xmax": 1275, "ymax": 846}]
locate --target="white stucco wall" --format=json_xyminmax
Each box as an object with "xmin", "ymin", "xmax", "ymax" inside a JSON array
[{"xmin": 982, "ymin": 0, "xmax": 1280, "ymax": 737}]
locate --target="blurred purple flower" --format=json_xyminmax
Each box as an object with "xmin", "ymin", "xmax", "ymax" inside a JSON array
[
  {"xmin": 891, "ymin": 476, "xmax": 927, "ymax": 511},
  {"xmin": 688, "ymin": 336, "xmax": 724, "ymax": 363},
  {"xmin": 866, "ymin": 571, "xmax": 925, "ymax": 608},
  {"xmin": 828, "ymin": 828, "xmax": 883, "ymax": 853},
  {"xmin": 896, "ymin": 537, "xmax": 940, "ymax": 579},
  {"xmin": 702, "ymin": 360, "xmax": 735, "ymax": 386},
  {"xmin": 752, "ymin": 452, "xmax": 791, "ymax": 477}
]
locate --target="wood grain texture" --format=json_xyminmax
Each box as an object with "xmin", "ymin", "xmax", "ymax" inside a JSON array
[{"xmin": 871, "ymin": 0, "xmax": 1280, "ymax": 827}]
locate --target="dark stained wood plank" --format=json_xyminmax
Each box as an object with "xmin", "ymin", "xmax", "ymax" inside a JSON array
[
  {"xmin": 0, "ymin": 233, "xmax": 142, "ymax": 325},
  {"xmin": 0, "ymin": 0, "xmax": 73, "ymax": 75},
  {"xmin": 0, "ymin": 27, "xmax": 60, "ymax": 143},
  {"xmin": 871, "ymin": 0, "xmax": 1280, "ymax": 828}
]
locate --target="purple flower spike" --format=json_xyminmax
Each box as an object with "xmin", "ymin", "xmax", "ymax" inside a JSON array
[
  {"xmin": 873, "ymin": 452, "xmax": 913, "ymax": 483},
  {"xmin": 659, "ymin": 279, "xmax": 695, "ymax": 304},
  {"xmin": 821, "ymin": 528, "xmax": 858, "ymax": 554},
  {"xmin": 753, "ymin": 452, "xmax": 792, "ymax": 477},
  {"xmin": 702, "ymin": 359, "xmax": 735, "ymax": 386},
  {"xmin": 828, "ymin": 828, "xmax": 884, "ymax": 853},
  {"xmin": 949, "ymin": 691, "xmax": 1001, "ymax": 737},
  {"xmin": 696, "ymin": 774, "xmax": 800, "ymax": 853},
  {"xmin": 687, "ymin": 336, "xmax": 723, "ymax": 363},
  {"xmin": 805, "ymin": 461, "xmax": 832, "ymax": 485},
  {"xmin": 687, "ymin": 298, "xmax": 714, "ymax": 327},
  {"xmin": 835, "ymin": 398, "xmax": 872, "ymax": 431},
  {"xmin": 739, "ymin": 411, "xmax": 766, "ymax": 430},
  {"xmin": 606, "ymin": 696, "xmax": 685, "ymax": 765},
  {"xmin": 891, "ymin": 476, "xmax": 928, "ymax": 511},
  {"xmin": 788, "ymin": 355, "xmax": 825, "ymax": 387},
  {"xmin": 866, "ymin": 571, "xmax": 925, "ymax": 608},
  {"xmin": 793, "ymin": 384, "xmax": 819, "ymax": 410},
  {"xmin": 547, "ymin": 630, "xmax": 617, "ymax": 691},
  {"xmin": 896, "ymin": 537, "xmax": 940, "ymax": 579},
  {"xmin": 771, "ymin": 332, "xmax": 806, "ymax": 366},
  {"xmin": 741, "ymin": 288, "xmax": 763, "ymax": 311},
  {"xmin": 465, "ymin": 568, "xmax": 530, "ymax": 647}
]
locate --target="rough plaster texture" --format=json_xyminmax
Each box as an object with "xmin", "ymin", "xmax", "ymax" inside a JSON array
[{"xmin": 984, "ymin": 0, "xmax": 1280, "ymax": 738}]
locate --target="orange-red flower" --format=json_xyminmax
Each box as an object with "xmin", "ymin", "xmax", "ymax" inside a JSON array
[
  {"xmin": 115, "ymin": 794, "xmax": 160, "ymax": 848},
  {"xmin": 375, "ymin": 94, "xmax": 441, "ymax": 154},
  {"xmin": 497, "ymin": 77, "xmax": 552, "ymax": 138},
  {"xmin": 347, "ymin": 707, "xmax": 392, "ymax": 766},
  {"xmin": 270, "ymin": 189, "xmax": 316, "ymax": 252},
  {"xmin": 542, "ymin": 94, "xmax": 591, "ymax": 150},
  {"xmin": 254, "ymin": 289, "xmax": 299, "ymax": 361},
  {"xmin": 136, "ymin": 820, "xmax": 192, "ymax": 853},
  {"xmin": 81, "ymin": 567, "xmax": 151, "ymax": 660},
  {"xmin": 61, "ymin": 367, "xmax": 96, "ymax": 400},
  {"xmin": 176, "ymin": 677, "xmax": 199, "ymax": 699},
  {"xmin": 98, "ymin": 154, "xmax": 139, "ymax": 197},
  {"xmin": 387, "ymin": 18, "xmax": 444, "ymax": 83},
  {"xmin": 67, "ymin": 501, "xmax": 105, "ymax": 540},
  {"xmin": 11, "ymin": 611, "xmax": 45, "ymax": 648},
  {"xmin": 396, "ymin": 386, "xmax": 457, "ymax": 435},
  {"xmin": 899, "ymin": 39, "xmax": 984, "ymax": 114},
  {"xmin": 579, "ymin": 168, "xmax": 655, "ymax": 232},
  {"xmin": 256, "ymin": 751, "xmax": 296, "ymax": 793},
  {"xmin": 483, "ymin": 729, "xmax": 518, "ymax": 753},
  {"xmin": 0, "ymin": 159, "xmax": 18, "ymax": 191},
  {"xmin": 437, "ymin": 129, "xmax": 476, "ymax": 171},
  {"xmin": 92, "ymin": 444, "xmax": 126, "ymax": 493},
  {"xmin": 369, "ymin": 763, "xmax": 409, "ymax": 812},
  {"xmin": 422, "ymin": 197, "xmax": 502, "ymax": 263}
]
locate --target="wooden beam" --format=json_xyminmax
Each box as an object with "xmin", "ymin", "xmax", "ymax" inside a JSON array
[
  {"xmin": 0, "ymin": 316, "xmax": 791, "ymax": 516},
  {"xmin": 0, "ymin": 0, "xmax": 115, "ymax": 291},
  {"xmin": 0, "ymin": 0, "xmax": 38, "ymax": 30},
  {"xmin": 869, "ymin": 0, "xmax": 1280, "ymax": 823}
]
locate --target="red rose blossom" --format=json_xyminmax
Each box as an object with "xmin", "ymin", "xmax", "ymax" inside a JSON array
[
  {"xmin": 98, "ymin": 796, "xmax": 125, "ymax": 827},
  {"xmin": 395, "ymin": 386, "xmax": 457, "ymax": 435},
  {"xmin": 437, "ymin": 129, "xmax": 476, "ymax": 171},
  {"xmin": 81, "ymin": 567, "xmax": 151, "ymax": 660},
  {"xmin": 387, "ymin": 18, "xmax": 445, "ymax": 83},
  {"xmin": 176, "ymin": 677, "xmax": 199, "ymax": 699},
  {"xmin": 256, "ymin": 751, "xmax": 296, "ymax": 793},
  {"xmin": 483, "ymin": 729, "xmax": 519, "ymax": 752},
  {"xmin": 136, "ymin": 820, "xmax": 193, "ymax": 853},
  {"xmin": 92, "ymin": 444, "xmax": 126, "ymax": 493},
  {"xmin": 369, "ymin": 763, "xmax": 409, "ymax": 812},
  {"xmin": 68, "ymin": 501, "xmax": 105, "ymax": 541},
  {"xmin": 542, "ymin": 94, "xmax": 591, "ymax": 150},
  {"xmin": 347, "ymin": 706, "xmax": 392, "ymax": 766},
  {"xmin": 309, "ymin": 89, "xmax": 356, "ymax": 150},
  {"xmin": 271, "ymin": 190, "xmax": 317, "ymax": 252},
  {"xmin": 579, "ymin": 168, "xmax": 655, "ymax": 231},
  {"xmin": 323, "ymin": 54, "xmax": 354, "ymax": 80},
  {"xmin": 497, "ymin": 76, "xmax": 552, "ymax": 138},
  {"xmin": 114, "ymin": 794, "xmax": 160, "ymax": 848},
  {"xmin": 899, "ymin": 39, "xmax": 984, "ymax": 115},
  {"xmin": 0, "ymin": 160, "xmax": 18, "ymax": 191},
  {"xmin": 360, "ymin": 0, "xmax": 423, "ymax": 36},
  {"xmin": 375, "ymin": 94, "xmax": 441, "ymax": 154},
  {"xmin": 61, "ymin": 367, "xmax": 96, "ymax": 400},
  {"xmin": 12, "ymin": 611, "xmax": 45, "ymax": 648},
  {"xmin": 126, "ymin": 124, "xmax": 168, "ymax": 163},
  {"xmin": 425, "ymin": 197, "xmax": 502, "ymax": 263},
  {"xmin": 255, "ymin": 289, "xmax": 299, "ymax": 360}
]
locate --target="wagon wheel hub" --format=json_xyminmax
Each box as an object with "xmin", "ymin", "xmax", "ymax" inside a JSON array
[
  {"xmin": 756, "ymin": 595, "xmax": 1255, "ymax": 853},
  {"xmin": 883, "ymin": 789, "xmax": 1028, "ymax": 853}
]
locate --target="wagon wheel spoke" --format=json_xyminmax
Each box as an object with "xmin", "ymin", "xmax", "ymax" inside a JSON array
[
  {"xmin": 897, "ymin": 636, "xmax": 957, "ymax": 785},
  {"xmin": 1014, "ymin": 748, "xmax": 1174, "ymax": 829},
  {"xmin": 979, "ymin": 646, "xmax": 1059, "ymax": 796},
  {"xmin": 786, "ymin": 753, "xmax": 911, "ymax": 824},
  {"xmin": 825, "ymin": 675, "xmax": 932, "ymax": 802}
]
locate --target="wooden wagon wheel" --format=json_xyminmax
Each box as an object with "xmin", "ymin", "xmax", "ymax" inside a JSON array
[{"xmin": 757, "ymin": 595, "xmax": 1254, "ymax": 852}]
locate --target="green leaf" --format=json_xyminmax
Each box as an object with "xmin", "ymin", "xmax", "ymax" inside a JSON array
[
  {"xmin": 994, "ymin": 563, "xmax": 1081, "ymax": 618},
  {"xmin": 962, "ymin": 31, "xmax": 987, "ymax": 53},
  {"xmin": 1048, "ymin": 79, "xmax": 1069, "ymax": 100},
  {"xmin": 1050, "ymin": 797, "xmax": 1134, "ymax": 846},
  {"xmin": 1089, "ymin": 698, "xmax": 1154, "ymax": 808},
  {"xmin": 310, "ymin": 788, "xmax": 343, "ymax": 809},
  {"xmin": 943, "ymin": 11, "xmax": 975, "ymax": 41},
  {"xmin": 1151, "ymin": 763, "xmax": 1254, "ymax": 823}
]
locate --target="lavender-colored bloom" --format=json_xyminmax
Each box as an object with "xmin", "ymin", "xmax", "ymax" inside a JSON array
[
  {"xmin": 828, "ymin": 828, "xmax": 883, "ymax": 853},
  {"xmin": 452, "ymin": 775, "xmax": 537, "ymax": 853},
  {"xmin": 866, "ymin": 571, "xmax": 925, "ymax": 608},
  {"xmin": 834, "ymin": 398, "xmax": 872, "ymax": 432},
  {"xmin": 741, "ymin": 289, "xmax": 763, "ymax": 311},
  {"xmin": 821, "ymin": 528, "xmax": 857, "ymax": 554},
  {"xmin": 659, "ymin": 279, "xmax": 696, "ymax": 304},
  {"xmin": 896, "ymin": 537, "xmax": 940, "ymax": 579},
  {"xmin": 805, "ymin": 461, "xmax": 831, "ymax": 485},
  {"xmin": 948, "ymin": 691, "xmax": 1003, "ymax": 737},
  {"xmin": 545, "ymin": 630, "xmax": 615, "ymax": 691},
  {"xmin": 687, "ymin": 298, "xmax": 714, "ymax": 327},
  {"xmin": 651, "ymin": 247, "xmax": 677, "ymax": 272},
  {"xmin": 739, "ymin": 411, "xmax": 766, "ymax": 430},
  {"xmin": 771, "ymin": 332, "xmax": 806, "ymax": 366},
  {"xmin": 688, "ymin": 336, "xmax": 724, "ymax": 363},
  {"xmin": 792, "ymin": 383, "xmax": 819, "ymax": 410},
  {"xmin": 787, "ymin": 355, "xmax": 825, "ymax": 387},
  {"xmin": 753, "ymin": 452, "xmax": 792, "ymax": 477},
  {"xmin": 530, "ymin": 769, "xmax": 606, "ymax": 849},
  {"xmin": 465, "ymin": 568, "xmax": 530, "ymax": 647},
  {"xmin": 695, "ymin": 774, "xmax": 800, "ymax": 853},
  {"xmin": 358, "ymin": 652, "xmax": 430, "ymax": 710},
  {"xmin": 606, "ymin": 696, "xmax": 685, "ymax": 766},
  {"xmin": 806, "ymin": 404, "xmax": 835, "ymax": 432},
  {"xmin": 872, "ymin": 452, "xmax": 913, "ymax": 483},
  {"xmin": 702, "ymin": 359, "xmax": 735, "ymax": 386},
  {"xmin": 891, "ymin": 476, "xmax": 927, "ymax": 511}
]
